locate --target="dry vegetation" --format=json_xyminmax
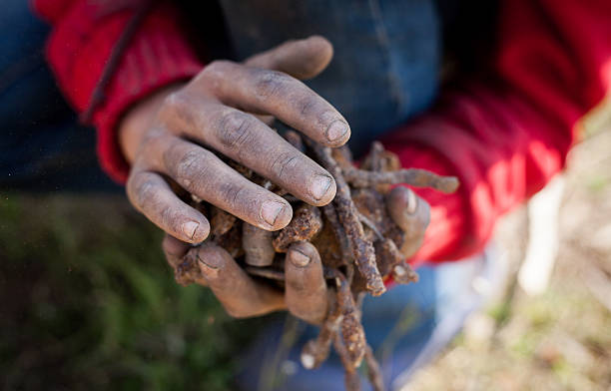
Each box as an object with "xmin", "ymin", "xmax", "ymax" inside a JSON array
[
  {"xmin": 1, "ymin": 128, "xmax": 609, "ymax": 391},
  {"xmin": 404, "ymin": 128, "xmax": 611, "ymax": 391}
]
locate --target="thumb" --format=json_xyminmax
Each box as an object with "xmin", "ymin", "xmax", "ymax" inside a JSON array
[{"xmin": 244, "ymin": 35, "xmax": 334, "ymax": 80}]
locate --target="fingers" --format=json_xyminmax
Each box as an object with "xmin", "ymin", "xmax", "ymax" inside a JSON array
[
  {"xmin": 196, "ymin": 242, "xmax": 285, "ymax": 318},
  {"xmin": 197, "ymin": 61, "xmax": 350, "ymax": 148},
  {"xmin": 147, "ymin": 135, "xmax": 292, "ymax": 231},
  {"xmin": 245, "ymin": 36, "xmax": 333, "ymax": 80},
  {"xmin": 386, "ymin": 186, "xmax": 431, "ymax": 258},
  {"xmin": 162, "ymin": 98, "xmax": 336, "ymax": 205},
  {"xmin": 285, "ymin": 242, "xmax": 329, "ymax": 324},
  {"xmin": 161, "ymin": 234, "xmax": 191, "ymax": 267},
  {"xmin": 126, "ymin": 169, "xmax": 210, "ymax": 243},
  {"xmin": 161, "ymin": 234, "xmax": 210, "ymax": 286}
]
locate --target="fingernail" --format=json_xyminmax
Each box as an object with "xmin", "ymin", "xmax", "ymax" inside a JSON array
[
  {"xmin": 198, "ymin": 259, "xmax": 220, "ymax": 278},
  {"xmin": 393, "ymin": 264, "xmax": 407, "ymax": 277},
  {"xmin": 260, "ymin": 201, "xmax": 286, "ymax": 227},
  {"xmin": 290, "ymin": 249, "xmax": 311, "ymax": 267},
  {"xmin": 326, "ymin": 120, "xmax": 349, "ymax": 142},
  {"xmin": 183, "ymin": 221, "xmax": 200, "ymax": 239},
  {"xmin": 301, "ymin": 352, "xmax": 315, "ymax": 369},
  {"xmin": 309, "ymin": 175, "xmax": 333, "ymax": 201},
  {"xmin": 197, "ymin": 245, "xmax": 224, "ymax": 277},
  {"xmin": 406, "ymin": 190, "xmax": 417, "ymax": 214}
]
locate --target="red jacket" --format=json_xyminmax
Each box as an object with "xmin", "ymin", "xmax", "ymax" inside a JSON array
[{"xmin": 33, "ymin": 0, "xmax": 611, "ymax": 265}]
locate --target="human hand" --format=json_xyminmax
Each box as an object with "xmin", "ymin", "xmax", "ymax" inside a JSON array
[
  {"xmin": 119, "ymin": 36, "xmax": 349, "ymax": 243},
  {"xmin": 386, "ymin": 186, "xmax": 431, "ymax": 259},
  {"xmin": 159, "ymin": 185, "xmax": 429, "ymax": 323},
  {"xmin": 163, "ymin": 234, "xmax": 329, "ymax": 324}
]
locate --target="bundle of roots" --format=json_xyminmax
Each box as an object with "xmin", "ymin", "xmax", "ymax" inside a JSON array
[{"xmin": 170, "ymin": 130, "xmax": 459, "ymax": 391}]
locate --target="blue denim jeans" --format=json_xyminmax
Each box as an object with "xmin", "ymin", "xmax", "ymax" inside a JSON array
[
  {"xmin": 216, "ymin": 2, "xmax": 503, "ymax": 389},
  {"xmin": 217, "ymin": 0, "xmax": 441, "ymax": 157},
  {"xmin": 2, "ymin": 0, "xmax": 441, "ymax": 186},
  {"xmin": 237, "ymin": 248, "xmax": 503, "ymax": 391}
]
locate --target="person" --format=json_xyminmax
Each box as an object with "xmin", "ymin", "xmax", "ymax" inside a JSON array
[{"xmin": 3, "ymin": 0, "xmax": 610, "ymax": 389}]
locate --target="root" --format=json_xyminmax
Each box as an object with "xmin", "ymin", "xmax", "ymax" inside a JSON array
[
  {"xmin": 307, "ymin": 140, "xmax": 386, "ymax": 296},
  {"xmin": 174, "ymin": 130, "xmax": 459, "ymax": 391},
  {"xmin": 344, "ymin": 167, "xmax": 459, "ymax": 194}
]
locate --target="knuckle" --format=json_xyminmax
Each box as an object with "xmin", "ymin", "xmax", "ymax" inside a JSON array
[
  {"xmin": 288, "ymin": 281, "xmax": 309, "ymax": 295},
  {"xmin": 298, "ymin": 96, "xmax": 318, "ymax": 119},
  {"xmin": 160, "ymin": 207, "xmax": 185, "ymax": 235},
  {"xmin": 138, "ymin": 132, "xmax": 165, "ymax": 156},
  {"xmin": 269, "ymin": 151, "xmax": 299, "ymax": 178},
  {"xmin": 202, "ymin": 60, "xmax": 233, "ymax": 80},
  {"xmin": 255, "ymin": 70, "xmax": 292, "ymax": 100},
  {"xmin": 219, "ymin": 182, "xmax": 248, "ymax": 209},
  {"xmin": 173, "ymin": 149, "xmax": 207, "ymax": 187},
  {"xmin": 225, "ymin": 306, "xmax": 251, "ymax": 319},
  {"xmin": 163, "ymin": 91, "xmax": 185, "ymax": 112},
  {"xmin": 158, "ymin": 91, "xmax": 189, "ymax": 124},
  {"xmin": 216, "ymin": 111, "xmax": 255, "ymax": 151},
  {"xmin": 129, "ymin": 174, "xmax": 158, "ymax": 212}
]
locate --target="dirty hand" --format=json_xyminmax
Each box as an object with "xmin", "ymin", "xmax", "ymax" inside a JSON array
[
  {"xmin": 160, "ymin": 185, "xmax": 430, "ymax": 323},
  {"xmin": 386, "ymin": 186, "xmax": 431, "ymax": 259},
  {"xmin": 119, "ymin": 36, "xmax": 349, "ymax": 244},
  {"xmin": 163, "ymin": 235, "xmax": 329, "ymax": 324}
]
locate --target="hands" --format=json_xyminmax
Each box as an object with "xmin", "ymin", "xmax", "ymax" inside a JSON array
[
  {"xmin": 119, "ymin": 36, "xmax": 431, "ymax": 324},
  {"xmin": 119, "ymin": 36, "xmax": 349, "ymax": 244},
  {"xmin": 159, "ymin": 183, "xmax": 430, "ymax": 325},
  {"xmin": 162, "ymin": 234, "xmax": 330, "ymax": 324}
]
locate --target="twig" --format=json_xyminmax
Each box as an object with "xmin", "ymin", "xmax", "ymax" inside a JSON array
[
  {"xmin": 307, "ymin": 140, "xmax": 386, "ymax": 296},
  {"xmin": 301, "ymin": 296, "xmax": 343, "ymax": 369},
  {"xmin": 365, "ymin": 344, "xmax": 385, "ymax": 391},
  {"xmin": 273, "ymin": 204, "xmax": 323, "ymax": 252},
  {"xmin": 333, "ymin": 333, "xmax": 362, "ymax": 391},
  {"xmin": 344, "ymin": 167, "xmax": 459, "ymax": 194},
  {"xmin": 337, "ymin": 272, "xmax": 366, "ymax": 368}
]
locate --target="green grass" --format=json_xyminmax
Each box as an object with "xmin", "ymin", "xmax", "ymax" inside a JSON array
[{"xmin": 0, "ymin": 193, "xmax": 265, "ymax": 390}]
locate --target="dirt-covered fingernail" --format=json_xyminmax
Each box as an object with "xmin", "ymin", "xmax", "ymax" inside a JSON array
[
  {"xmin": 393, "ymin": 264, "xmax": 407, "ymax": 277},
  {"xmin": 406, "ymin": 189, "xmax": 417, "ymax": 214},
  {"xmin": 260, "ymin": 201, "xmax": 287, "ymax": 227},
  {"xmin": 309, "ymin": 174, "xmax": 333, "ymax": 201},
  {"xmin": 289, "ymin": 248, "xmax": 311, "ymax": 267},
  {"xmin": 325, "ymin": 120, "xmax": 349, "ymax": 143},
  {"xmin": 182, "ymin": 221, "xmax": 200, "ymax": 239},
  {"xmin": 197, "ymin": 245, "xmax": 225, "ymax": 277},
  {"xmin": 301, "ymin": 352, "xmax": 315, "ymax": 369}
]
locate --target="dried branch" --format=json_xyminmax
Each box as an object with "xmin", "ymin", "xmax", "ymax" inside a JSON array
[
  {"xmin": 344, "ymin": 167, "xmax": 459, "ymax": 194},
  {"xmin": 180, "ymin": 133, "xmax": 460, "ymax": 391},
  {"xmin": 307, "ymin": 140, "xmax": 386, "ymax": 296},
  {"xmin": 273, "ymin": 204, "xmax": 323, "ymax": 252}
]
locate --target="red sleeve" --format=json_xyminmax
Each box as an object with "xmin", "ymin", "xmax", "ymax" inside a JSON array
[
  {"xmin": 32, "ymin": 0, "xmax": 204, "ymax": 183},
  {"xmin": 381, "ymin": 0, "xmax": 611, "ymax": 266}
]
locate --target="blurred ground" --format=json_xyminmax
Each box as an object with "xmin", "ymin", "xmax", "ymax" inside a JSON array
[
  {"xmin": 405, "ymin": 127, "xmax": 611, "ymax": 391},
  {"xmin": 1, "ymin": 129, "xmax": 610, "ymax": 390},
  {"xmin": 0, "ymin": 195, "xmax": 268, "ymax": 390}
]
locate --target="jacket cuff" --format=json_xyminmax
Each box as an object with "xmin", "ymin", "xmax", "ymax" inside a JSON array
[
  {"xmin": 93, "ymin": 6, "xmax": 203, "ymax": 183},
  {"xmin": 46, "ymin": 2, "xmax": 203, "ymax": 183}
]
